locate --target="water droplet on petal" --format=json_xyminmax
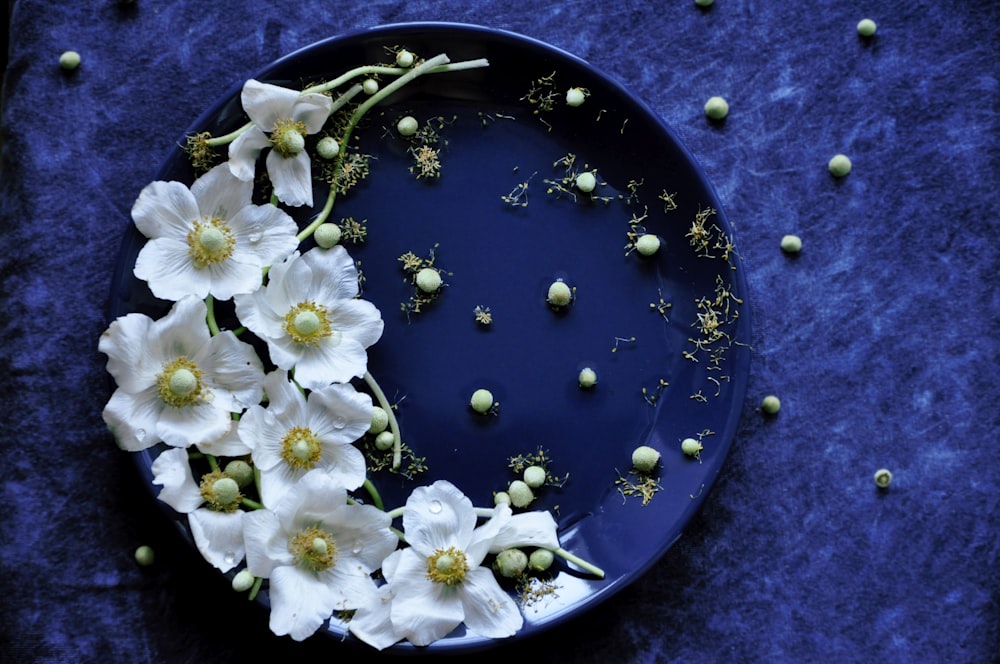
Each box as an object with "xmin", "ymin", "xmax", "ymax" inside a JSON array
[
  {"xmin": 429, "ymin": 500, "xmax": 442, "ymax": 514},
  {"xmin": 333, "ymin": 416, "xmax": 346, "ymax": 430},
  {"xmin": 224, "ymin": 551, "xmax": 237, "ymax": 565},
  {"xmin": 135, "ymin": 429, "xmax": 146, "ymax": 440},
  {"xmin": 248, "ymin": 232, "xmax": 262, "ymax": 243}
]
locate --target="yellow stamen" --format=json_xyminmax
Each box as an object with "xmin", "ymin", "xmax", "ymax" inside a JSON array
[
  {"xmin": 282, "ymin": 301, "xmax": 332, "ymax": 346},
  {"xmin": 187, "ymin": 216, "xmax": 236, "ymax": 268},
  {"xmin": 279, "ymin": 426, "xmax": 322, "ymax": 469},
  {"xmin": 426, "ymin": 546, "xmax": 469, "ymax": 586},
  {"xmin": 155, "ymin": 357, "xmax": 205, "ymax": 408},
  {"xmin": 289, "ymin": 526, "xmax": 337, "ymax": 572}
]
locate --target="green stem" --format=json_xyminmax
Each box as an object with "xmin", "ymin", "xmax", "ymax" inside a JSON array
[
  {"xmin": 247, "ymin": 575, "xmax": 264, "ymax": 601},
  {"xmin": 206, "ymin": 453, "xmax": 220, "ymax": 473},
  {"xmin": 240, "ymin": 496, "xmax": 264, "ymax": 510},
  {"xmin": 295, "ymin": 185, "xmax": 338, "ymax": 243},
  {"xmin": 385, "ymin": 506, "xmax": 406, "ymax": 520},
  {"xmin": 205, "ymin": 295, "xmax": 221, "ymax": 336},
  {"xmin": 553, "ymin": 547, "xmax": 605, "ymax": 579},
  {"xmin": 363, "ymin": 371, "xmax": 403, "ymax": 470},
  {"xmin": 362, "ymin": 479, "xmax": 384, "ymax": 511},
  {"xmin": 205, "ymin": 122, "xmax": 252, "ymax": 147}
]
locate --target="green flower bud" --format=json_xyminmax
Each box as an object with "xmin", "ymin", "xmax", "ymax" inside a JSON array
[
  {"xmin": 631, "ymin": 445, "xmax": 661, "ymax": 473},
  {"xmin": 507, "ymin": 480, "xmax": 534, "ymax": 508},
  {"xmin": 494, "ymin": 548, "xmax": 528, "ymax": 578},
  {"xmin": 314, "ymin": 223, "xmax": 342, "ymax": 248},
  {"xmin": 528, "ymin": 548, "xmax": 555, "ymax": 572},
  {"xmin": 523, "ymin": 465, "xmax": 547, "ymax": 488},
  {"xmin": 223, "ymin": 459, "xmax": 254, "ymax": 488}
]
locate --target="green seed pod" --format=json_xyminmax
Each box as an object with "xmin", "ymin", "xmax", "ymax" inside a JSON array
[
  {"xmin": 523, "ymin": 465, "xmax": 547, "ymax": 488},
  {"xmin": 857, "ymin": 18, "xmax": 877, "ymax": 37},
  {"xmin": 681, "ymin": 438, "xmax": 703, "ymax": 456},
  {"xmin": 636, "ymin": 234, "xmax": 661, "ymax": 256},
  {"xmin": 780, "ymin": 234, "xmax": 802, "ymax": 254},
  {"xmin": 223, "ymin": 459, "xmax": 254, "ymax": 488},
  {"xmin": 59, "ymin": 50, "xmax": 81, "ymax": 70},
  {"xmin": 874, "ymin": 468, "xmax": 893, "ymax": 489},
  {"xmin": 575, "ymin": 171, "xmax": 597, "ymax": 193},
  {"xmin": 507, "ymin": 480, "xmax": 534, "ymax": 508},
  {"xmin": 231, "ymin": 569, "xmax": 255, "ymax": 592},
  {"xmin": 415, "ymin": 267, "xmax": 442, "ymax": 293},
  {"xmin": 631, "ymin": 445, "xmax": 661, "ymax": 473},
  {"xmin": 368, "ymin": 406, "xmax": 389, "ymax": 435},
  {"xmin": 362, "ymin": 78, "xmax": 379, "ymax": 95},
  {"xmin": 397, "ymin": 115, "xmax": 419, "ymax": 137},
  {"xmin": 395, "ymin": 50, "xmax": 415, "ymax": 68},
  {"xmin": 578, "ymin": 367, "xmax": 598, "ymax": 388},
  {"xmin": 316, "ymin": 136, "xmax": 340, "ymax": 160},
  {"xmin": 828, "ymin": 154, "xmax": 852, "ymax": 177},
  {"xmin": 704, "ymin": 96, "xmax": 729, "ymax": 120},
  {"xmin": 528, "ymin": 548, "xmax": 555, "ymax": 572},
  {"xmin": 565, "ymin": 87, "xmax": 587, "ymax": 107},
  {"xmin": 494, "ymin": 548, "xmax": 528, "ymax": 578},
  {"xmin": 547, "ymin": 280, "xmax": 573, "ymax": 307},
  {"xmin": 470, "ymin": 388, "xmax": 495, "ymax": 414},
  {"xmin": 134, "ymin": 545, "xmax": 155, "ymax": 567},
  {"xmin": 494, "ymin": 491, "xmax": 511, "ymax": 506},
  {"xmin": 375, "ymin": 431, "xmax": 395, "ymax": 451},
  {"xmin": 314, "ymin": 223, "xmax": 342, "ymax": 249},
  {"xmin": 761, "ymin": 395, "xmax": 781, "ymax": 415}
]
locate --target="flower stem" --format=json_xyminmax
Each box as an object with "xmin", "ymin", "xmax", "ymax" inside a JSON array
[
  {"xmin": 205, "ymin": 295, "xmax": 221, "ymax": 336},
  {"xmin": 241, "ymin": 496, "xmax": 264, "ymax": 510},
  {"xmin": 362, "ymin": 479, "xmax": 384, "ymax": 511},
  {"xmin": 553, "ymin": 547, "xmax": 605, "ymax": 579},
  {"xmin": 247, "ymin": 575, "xmax": 264, "ymax": 601},
  {"xmin": 363, "ymin": 372, "xmax": 403, "ymax": 470},
  {"xmin": 295, "ymin": 185, "xmax": 338, "ymax": 243}
]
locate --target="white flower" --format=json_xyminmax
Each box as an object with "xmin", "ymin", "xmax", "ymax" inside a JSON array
[
  {"xmin": 242, "ymin": 470, "xmax": 398, "ymax": 641},
  {"xmin": 349, "ymin": 480, "xmax": 524, "ymax": 648},
  {"xmin": 132, "ymin": 163, "xmax": 299, "ymax": 301},
  {"xmin": 228, "ymin": 79, "xmax": 333, "ymax": 207},
  {"xmin": 150, "ymin": 447, "xmax": 247, "ymax": 572},
  {"xmin": 99, "ymin": 295, "xmax": 265, "ymax": 451},
  {"xmin": 237, "ymin": 369, "xmax": 372, "ymax": 508},
  {"xmin": 233, "ymin": 247, "xmax": 383, "ymax": 391}
]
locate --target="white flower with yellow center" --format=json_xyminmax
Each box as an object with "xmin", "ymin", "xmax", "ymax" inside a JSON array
[
  {"xmin": 348, "ymin": 480, "xmax": 525, "ymax": 648},
  {"xmin": 131, "ymin": 163, "xmax": 299, "ymax": 301},
  {"xmin": 99, "ymin": 295, "xmax": 265, "ymax": 451},
  {"xmin": 242, "ymin": 470, "xmax": 398, "ymax": 641},
  {"xmin": 233, "ymin": 247, "xmax": 384, "ymax": 391},
  {"xmin": 150, "ymin": 446, "xmax": 248, "ymax": 572},
  {"xmin": 238, "ymin": 369, "xmax": 372, "ymax": 507},
  {"xmin": 228, "ymin": 79, "xmax": 333, "ymax": 207}
]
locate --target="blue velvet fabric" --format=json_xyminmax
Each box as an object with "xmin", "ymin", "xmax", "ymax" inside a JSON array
[{"xmin": 2, "ymin": 1, "xmax": 997, "ymax": 662}]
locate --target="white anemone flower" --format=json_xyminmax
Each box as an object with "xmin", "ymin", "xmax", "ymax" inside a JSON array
[
  {"xmin": 242, "ymin": 469, "xmax": 398, "ymax": 641},
  {"xmin": 228, "ymin": 79, "xmax": 333, "ymax": 207},
  {"xmin": 233, "ymin": 247, "xmax": 383, "ymax": 391},
  {"xmin": 349, "ymin": 480, "xmax": 524, "ymax": 648},
  {"xmin": 99, "ymin": 295, "xmax": 265, "ymax": 451},
  {"xmin": 237, "ymin": 369, "xmax": 372, "ymax": 508},
  {"xmin": 132, "ymin": 163, "xmax": 299, "ymax": 302},
  {"xmin": 150, "ymin": 447, "xmax": 248, "ymax": 572}
]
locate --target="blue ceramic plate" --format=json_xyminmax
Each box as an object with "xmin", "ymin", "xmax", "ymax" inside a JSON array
[{"xmin": 109, "ymin": 22, "xmax": 750, "ymax": 654}]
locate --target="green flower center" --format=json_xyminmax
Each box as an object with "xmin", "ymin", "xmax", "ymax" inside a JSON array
[
  {"xmin": 279, "ymin": 426, "xmax": 322, "ymax": 469},
  {"xmin": 187, "ymin": 217, "xmax": 235, "ymax": 268},
  {"xmin": 426, "ymin": 546, "xmax": 469, "ymax": 586},
  {"xmin": 155, "ymin": 357, "xmax": 204, "ymax": 408},
  {"xmin": 289, "ymin": 526, "xmax": 337, "ymax": 572},
  {"xmin": 282, "ymin": 301, "xmax": 332, "ymax": 346},
  {"xmin": 198, "ymin": 470, "xmax": 242, "ymax": 512},
  {"xmin": 270, "ymin": 118, "xmax": 307, "ymax": 158}
]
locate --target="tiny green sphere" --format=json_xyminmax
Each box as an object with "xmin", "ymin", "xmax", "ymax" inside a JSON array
[
  {"xmin": 761, "ymin": 394, "xmax": 781, "ymax": 415},
  {"xmin": 494, "ymin": 548, "xmax": 528, "ymax": 578},
  {"xmin": 375, "ymin": 431, "xmax": 395, "ymax": 451},
  {"xmin": 507, "ymin": 480, "xmax": 535, "ymax": 508},
  {"xmin": 470, "ymin": 388, "xmax": 495, "ymax": 414},
  {"xmin": 168, "ymin": 368, "xmax": 198, "ymax": 397},
  {"xmin": 395, "ymin": 50, "xmax": 415, "ymax": 68},
  {"xmin": 874, "ymin": 468, "xmax": 893, "ymax": 489},
  {"xmin": 695, "ymin": 0, "xmax": 714, "ymax": 6},
  {"xmin": 857, "ymin": 18, "xmax": 877, "ymax": 37},
  {"xmin": 528, "ymin": 548, "xmax": 555, "ymax": 572},
  {"xmin": 223, "ymin": 459, "xmax": 254, "ymax": 488},
  {"xmin": 575, "ymin": 171, "xmax": 597, "ymax": 193},
  {"xmin": 362, "ymin": 78, "xmax": 379, "ymax": 95},
  {"xmin": 566, "ymin": 87, "xmax": 586, "ymax": 107},
  {"xmin": 212, "ymin": 477, "xmax": 241, "ymax": 507},
  {"xmin": 316, "ymin": 136, "xmax": 340, "ymax": 160},
  {"xmin": 415, "ymin": 267, "xmax": 442, "ymax": 293},
  {"xmin": 397, "ymin": 115, "xmax": 419, "ymax": 137},
  {"xmin": 368, "ymin": 406, "xmax": 389, "ymax": 435},
  {"xmin": 59, "ymin": 50, "xmax": 81, "ymax": 70},
  {"xmin": 134, "ymin": 545, "xmax": 155, "ymax": 567},
  {"xmin": 314, "ymin": 223, "xmax": 342, "ymax": 249},
  {"xmin": 681, "ymin": 437, "xmax": 704, "ymax": 456},
  {"xmin": 578, "ymin": 367, "xmax": 598, "ymax": 389},
  {"xmin": 631, "ymin": 445, "xmax": 661, "ymax": 473},
  {"xmin": 547, "ymin": 280, "xmax": 573, "ymax": 307},
  {"xmin": 523, "ymin": 465, "xmax": 547, "ymax": 488},
  {"xmin": 704, "ymin": 96, "xmax": 729, "ymax": 120},
  {"xmin": 828, "ymin": 153, "xmax": 852, "ymax": 177},
  {"xmin": 780, "ymin": 234, "xmax": 803, "ymax": 254},
  {"xmin": 636, "ymin": 234, "xmax": 661, "ymax": 256},
  {"xmin": 231, "ymin": 569, "xmax": 255, "ymax": 592},
  {"xmin": 494, "ymin": 491, "xmax": 511, "ymax": 506}
]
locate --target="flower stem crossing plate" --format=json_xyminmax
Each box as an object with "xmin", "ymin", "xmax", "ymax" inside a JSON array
[{"xmin": 107, "ymin": 22, "xmax": 751, "ymax": 654}]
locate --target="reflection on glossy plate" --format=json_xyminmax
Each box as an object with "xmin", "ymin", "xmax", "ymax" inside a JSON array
[{"xmin": 108, "ymin": 22, "xmax": 751, "ymax": 654}]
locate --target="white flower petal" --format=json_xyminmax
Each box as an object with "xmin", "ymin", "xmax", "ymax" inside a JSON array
[
  {"xmin": 99, "ymin": 312, "xmax": 158, "ymax": 393},
  {"xmin": 316, "ymin": 444, "xmax": 367, "ymax": 492},
  {"xmin": 322, "ymin": 503, "xmax": 397, "ymax": 571},
  {"xmin": 102, "ymin": 387, "xmax": 162, "ymax": 451},
  {"xmin": 303, "ymin": 245, "xmax": 360, "ymax": 301},
  {"xmin": 243, "ymin": 508, "xmax": 293, "ymax": 577},
  {"xmin": 190, "ymin": 163, "xmax": 253, "ymax": 221},
  {"xmin": 459, "ymin": 567, "xmax": 523, "ymax": 640},
  {"xmin": 228, "ymin": 126, "xmax": 271, "ymax": 181},
  {"xmin": 487, "ymin": 510, "xmax": 560, "ymax": 554},
  {"xmin": 189, "ymin": 509, "xmax": 245, "ymax": 572},
  {"xmin": 258, "ymin": 459, "xmax": 307, "ymax": 509},
  {"xmin": 295, "ymin": 337, "xmax": 371, "ymax": 389},
  {"xmin": 228, "ymin": 204, "xmax": 299, "ymax": 266},
  {"xmin": 268, "ymin": 565, "xmax": 337, "ymax": 641},
  {"xmin": 266, "ymin": 149, "xmax": 313, "ymax": 207},
  {"xmin": 238, "ymin": 406, "xmax": 286, "ymax": 471},
  {"xmin": 233, "ymin": 289, "xmax": 285, "ymax": 347},
  {"xmin": 346, "ymin": 584, "xmax": 401, "ymax": 651},
  {"xmin": 155, "ymin": 401, "xmax": 232, "ymax": 448},
  {"xmin": 151, "ymin": 447, "xmax": 203, "ymax": 513},
  {"xmin": 133, "ymin": 238, "xmax": 212, "ymax": 301},
  {"xmin": 465, "ymin": 503, "xmax": 512, "ymax": 566},
  {"xmin": 131, "ymin": 180, "xmax": 199, "ymax": 240},
  {"xmin": 331, "ymin": 298, "xmax": 385, "ymax": 349},
  {"xmin": 193, "ymin": 331, "xmax": 265, "ymax": 411},
  {"xmin": 196, "ymin": 255, "xmax": 265, "ymax": 301},
  {"xmin": 195, "ymin": 425, "xmax": 251, "ymax": 457},
  {"xmin": 259, "ymin": 370, "xmax": 307, "ymax": 422},
  {"xmin": 274, "ymin": 468, "xmax": 348, "ymax": 529},
  {"xmin": 147, "ymin": 296, "xmax": 212, "ymax": 362},
  {"xmin": 307, "ymin": 383, "xmax": 373, "ymax": 443},
  {"xmin": 317, "ymin": 563, "xmax": 379, "ymax": 612},
  {"xmin": 292, "ymin": 92, "xmax": 334, "ymax": 134},
  {"xmin": 240, "ymin": 79, "xmax": 300, "ymax": 130},
  {"xmin": 402, "ymin": 481, "xmax": 477, "ymax": 557},
  {"xmin": 388, "ymin": 549, "xmax": 465, "ymax": 646}
]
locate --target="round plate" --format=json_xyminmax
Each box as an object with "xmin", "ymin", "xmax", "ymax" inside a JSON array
[{"xmin": 108, "ymin": 22, "xmax": 751, "ymax": 654}]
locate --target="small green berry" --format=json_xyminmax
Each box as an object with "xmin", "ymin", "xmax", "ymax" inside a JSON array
[
  {"xmin": 362, "ymin": 78, "xmax": 379, "ymax": 95},
  {"xmin": 578, "ymin": 367, "xmax": 598, "ymax": 389},
  {"xmin": 368, "ymin": 406, "xmax": 389, "ymax": 435},
  {"xmin": 494, "ymin": 548, "xmax": 528, "ymax": 578},
  {"xmin": 374, "ymin": 430, "xmax": 395, "ymax": 451},
  {"xmin": 231, "ymin": 569, "xmax": 255, "ymax": 592},
  {"xmin": 415, "ymin": 267, "xmax": 442, "ymax": 293},
  {"xmin": 523, "ymin": 465, "xmax": 547, "ymax": 488},
  {"xmin": 761, "ymin": 394, "xmax": 781, "ymax": 415},
  {"xmin": 470, "ymin": 388, "xmax": 495, "ymax": 414},
  {"xmin": 528, "ymin": 548, "xmax": 555, "ymax": 572},
  {"xmin": 857, "ymin": 18, "xmax": 877, "ymax": 37},
  {"xmin": 397, "ymin": 115, "xmax": 419, "ymax": 137},
  {"xmin": 575, "ymin": 171, "xmax": 597, "ymax": 193},
  {"xmin": 507, "ymin": 480, "xmax": 535, "ymax": 508},
  {"xmin": 547, "ymin": 280, "xmax": 573, "ymax": 307},
  {"xmin": 874, "ymin": 468, "xmax": 893, "ymax": 489},
  {"xmin": 59, "ymin": 51, "xmax": 81, "ymax": 70},
  {"xmin": 780, "ymin": 234, "xmax": 802, "ymax": 254},
  {"xmin": 395, "ymin": 50, "xmax": 415, "ymax": 68},
  {"xmin": 636, "ymin": 234, "xmax": 661, "ymax": 256},
  {"xmin": 134, "ymin": 545, "xmax": 155, "ymax": 567},
  {"xmin": 695, "ymin": 0, "xmax": 714, "ymax": 6},
  {"xmin": 828, "ymin": 153, "xmax": 852, "ymax": 177},
  {"xmin": 223, "ymin": 459, "xmax": 254, "ymax": 488},
  {"xmin": 565, "ymin": 87, "xmax": 587, "ymax": 107},
  {"xmin": 313, "ymin": 223, "xmax": 342, "ymax": 248},
  {"xmin": 681, "ymin": 438, "xmax": 703, "ymax": 456},
  {"xmin": 631, "ymin": 445, "xmax": 661, "ymax": 473},
  {"xmin": 494, "ymin": 491, "xmax": 511, "ymax": 506},
  {"xmin": 704, "ymin": 96, "xmax": 729, "ymax": 120},
  {"xmin": 316, "ymin": 136, "xmax": 340, "ymax": 159},
  {"xmin": 212, "ymin": 477, "xmax": 241, "ymax": 507}
]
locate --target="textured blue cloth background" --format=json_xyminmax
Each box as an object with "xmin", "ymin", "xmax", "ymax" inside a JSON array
[{"xmin": 1, "ymin": 1, "xmax": 997, "ymax": 662}]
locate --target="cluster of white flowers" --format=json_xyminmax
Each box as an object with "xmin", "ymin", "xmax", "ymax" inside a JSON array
[{"xmin": 99, "ymin": 60, "xmax": 599, "ymax": 649}]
